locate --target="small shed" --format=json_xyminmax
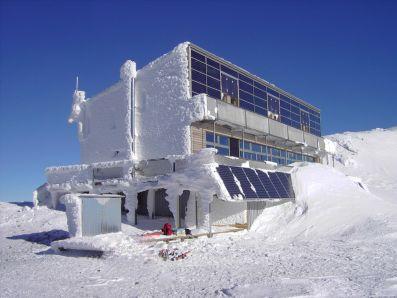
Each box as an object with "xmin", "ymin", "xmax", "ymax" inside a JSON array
[{"xmin": 63, "ymin": 194, "xmax": 122, "ymax": 237}]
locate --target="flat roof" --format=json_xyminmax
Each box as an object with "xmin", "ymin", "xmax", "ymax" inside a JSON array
[{"xmin": 188, "ymin": 42, "xmax": 320, "ymax": 113}]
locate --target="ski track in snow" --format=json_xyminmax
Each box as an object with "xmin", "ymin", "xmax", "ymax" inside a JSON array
[{"xmin": 1, "ymin": 127, "xmax": 397, "ymax": 297}]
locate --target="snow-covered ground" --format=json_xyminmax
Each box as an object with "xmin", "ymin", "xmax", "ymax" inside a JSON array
[{"xmin": 1, "ymin": 127, "xmax": 397, "ymax": 297}]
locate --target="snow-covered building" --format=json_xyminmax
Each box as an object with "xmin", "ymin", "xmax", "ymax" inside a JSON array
[{"xmin": 36, "ymin": 42, "xmax": 326, "ymax": 231}]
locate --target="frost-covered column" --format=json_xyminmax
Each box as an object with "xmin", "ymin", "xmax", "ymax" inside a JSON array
[
  {"xmin": 120, "ymin": 60, "xmax": 137, "ymax": 160},
  {"xmin": 199, "ymin": 192, "xmax": 213, "ymax": 231},
  {"xmin": 49, "ymin": 191, "xmax": 61, "ymax": 209},
  {"xmin": 146, "ymin": 189, "xmax": 155, "ymax": 219},
  {"xmin": 125, "ymin": 190, "xmax": 138, "ymax": 224},
  {"xmin": 165, "ymin": 187, "xmax": 184, "ymax": 228},
  {"xmin": 185, "ymin": 191, "xmax": 197, "ymax": 228},
  {"xmin": 61, "ymin": 194, "xmax": 82, "ymax": 237}
]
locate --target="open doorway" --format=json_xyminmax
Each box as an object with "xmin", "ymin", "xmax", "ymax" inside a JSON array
[{"xmin": 230, "ymin": 137, "xmax": 240, "ymax": 157}]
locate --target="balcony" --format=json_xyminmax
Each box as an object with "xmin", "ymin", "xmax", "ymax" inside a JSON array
[{"xmin": 203, "ymin": 95, "xmax": 325, "ymax": 153}]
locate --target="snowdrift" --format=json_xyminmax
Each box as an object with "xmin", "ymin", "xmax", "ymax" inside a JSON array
[
  {"xmin": 251, "ymin": 163, "xmax": 397, "ymax": 241},
  {"xmin": 327, "ymin": 127, "xmax": 397, "ymax": 203}
]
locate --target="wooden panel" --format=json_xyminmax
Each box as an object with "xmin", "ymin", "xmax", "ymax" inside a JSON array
[{"xmin": 191, "ymin": 125, "xmax": 204, "ymax": 153}]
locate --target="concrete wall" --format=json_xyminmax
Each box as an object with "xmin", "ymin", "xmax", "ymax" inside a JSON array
[
  {"xmin": 269, "ymin": 118, "xmax": 288, "ymax": 139},
  {"xmin": 288, "ymin": 126, "xmax": 304, "ymax": 143},
  {"xmin": 216, "ymin": 100, "xmax": 246, "ymax": 126},
  {"xmin": 304, "ymin": 132, "xmax": 318, "ymax": 148},
  {"xmin": 246, "ymin": 111, "xmax": 269, "ymax": 133}
]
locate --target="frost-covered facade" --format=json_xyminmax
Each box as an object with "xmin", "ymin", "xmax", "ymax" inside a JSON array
[{"xmin": 36, "ymin": 42, "xmax": 326, "ymax": 231}]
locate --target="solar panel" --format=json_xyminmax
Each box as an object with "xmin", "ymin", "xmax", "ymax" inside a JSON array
[
  {"xmin": 275, "ymin": 172, "xmax": 295, "ymax": 198},
  {"xmin": 229, "ymin": 166, "xmax": 258, "ymax": 199},
  {"xmin": 216, "ymin": 165, "xmax": 294, "ymax": 200},
  {"xmin": 216, "ymin": 165, "xmax": 243, "ymax": 198},
  {"xmin": 268, "ymin": 172, "xmax": 289, "ymax": 198},
  {"xmin": 243, "ymin": 168, "xmax": 269, "ymax": 198},
  {"xmin": 256, "ymin": 170, "xmax": 280, "ymax": 198}
]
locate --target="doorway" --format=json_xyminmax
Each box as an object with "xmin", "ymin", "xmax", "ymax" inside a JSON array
[{"xmin": 230, "ymin": 137, "xmax": 240, "ymax": 157}]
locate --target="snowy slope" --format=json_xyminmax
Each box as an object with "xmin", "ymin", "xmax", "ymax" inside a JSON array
[
  {"xmin": 327, "ymin": 127, "xmax": 397, "ymax": 203},
  {"xmin": 1, "ymin": 127, "xmax": 397, "ymax": 297},
  {"xmin": 251, "ymin": 163, "xmax": 397, "ymax": 241}
]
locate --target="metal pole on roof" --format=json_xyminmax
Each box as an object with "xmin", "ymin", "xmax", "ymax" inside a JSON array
[{"xmin": 75, "ymin": 76, "xmax": 79, "ymax": 91}]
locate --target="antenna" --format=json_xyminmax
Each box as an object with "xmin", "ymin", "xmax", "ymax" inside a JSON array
[{"xmin": 75, "ymin": 76, "xmax": 79, "ymax": 92}]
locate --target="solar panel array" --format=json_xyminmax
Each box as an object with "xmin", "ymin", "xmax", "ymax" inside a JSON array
[{"xmin": 216, "ymin": 165, "xmax": 295, "ymax": 200}]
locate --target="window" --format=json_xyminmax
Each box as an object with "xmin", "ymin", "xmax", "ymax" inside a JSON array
[
  {"xmin": 267, "ymin": 95, "xmax": 280, "ymax": 120},
  {"xmin": 190, "ymin": 47, "xmax": 321, "ymax": 135},
  {"xmin": 191, "ymin": 70, "xmax": 206, "ymax": 84},
  {"xmin": 300, "ymin": 110, "xmax": 310, "ymax": 132},
  {"xmin": 207, "ymin": 65, "xmax": 220, "ymax": 79},
  {"xmin": 192, "ymin": 81, "xmax": 206, "ymax": 94},
  {"xmin": 205, "ymin": 130, "xmax": 316, "ymax": 166},
  {"xmin": 191, "ymin": 58, "xmax": 206, "ymax": 73},
  {"xmin": 206, "ymin": 131, "xmax": 215, "ymax": 143},
  {"xmin": 191, "ymin": 50, "xmax": 205, "ymax": 62},
  {"xmin": 205, "ymin": 131, "xmax": 230, "ymax": 156},
  {"xmin": 221, "ymin": 73, "xmax": 239, "ymax": 106}
]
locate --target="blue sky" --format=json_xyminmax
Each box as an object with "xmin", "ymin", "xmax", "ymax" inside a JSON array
[{"xmin": 0, "ymin": 0, "xmax": 396, "ymax": 202}]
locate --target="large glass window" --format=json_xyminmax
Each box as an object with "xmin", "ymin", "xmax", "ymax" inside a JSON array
[
  {"xmin": 190, "ymin": 48, "xmax": 321, "ymax": 136},
  {"xmin": 205, "ymin": 131, "xmax": 314, "ymax": 165},
  {"xmin": 268, "ymin": 95, "xmax": 280, "ymax": 120},
  {"xmin": 300, "ymin": 110, "xmax": 310, "ymax": 132},
  {"xmin": 221, "ymin": 73, "xmax": 239, "ymax": 106},
  {"xmin": 205, "ymin": 132, "xmax": 230, "ymax": 156}
]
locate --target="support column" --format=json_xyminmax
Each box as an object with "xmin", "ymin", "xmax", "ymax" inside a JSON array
[
  {"xmin": 125, "ymin": 190, "xmax": 138, "ymax": 225},
  {"xmin": 185, "ymin": 191, "xmax": 197, "ymax": 229},
  {"xmin": 49, "ymin": 191, "xmax": 60, "ymax": 209},
  {"xmin": 198, "ymin": 193, "xmax": 212, "ymax": 233},
  {"xmin": 175, "ymin": 195, "xmax": 180, "ymax": 229},
  {"xmin": 213, "ymin": 121, "xmax": 216, "ymax": 148},
  {"xmin": 147, "ymin": 189, "xmax": 155, "ymax": 219}
]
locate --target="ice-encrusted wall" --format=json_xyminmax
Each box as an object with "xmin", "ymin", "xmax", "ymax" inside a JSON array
[
  {"xmin": 69, "ymin": 61, "xmax": 135, "ymax": 164},
  {"xmin": 69, "ymin": 42, "xmax": 206, "ymax": 163},
  {"xmin": 135, "ymin": 42, "xmax": 206, "ymax": 160},
  {"xmin": 79, "ymin": 82, "xmax": 132, "ymax": 163}
]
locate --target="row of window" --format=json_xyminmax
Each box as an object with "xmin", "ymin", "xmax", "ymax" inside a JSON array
[
  {"xmin": 190, "ymin": 48, "xmax": 321, "ymax": 136},
  {"xmin": 205, "ymin": 132, "xmax": 315, "ymax": 165}
]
